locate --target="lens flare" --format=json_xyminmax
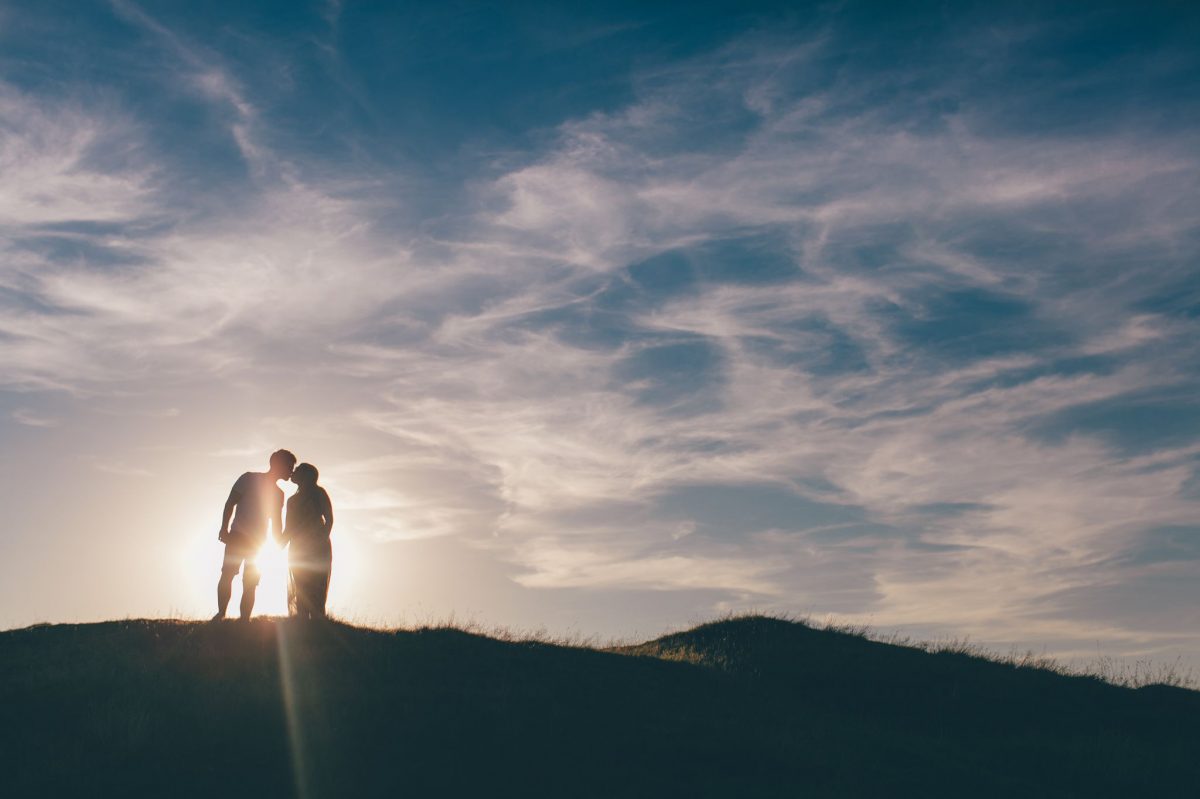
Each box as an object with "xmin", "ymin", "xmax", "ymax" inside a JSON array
[{"xmin": 253, "ymin": 542, "xmax": 291, "ymax": 616}]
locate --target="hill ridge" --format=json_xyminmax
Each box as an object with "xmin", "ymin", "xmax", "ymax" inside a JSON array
[{"xmin": 1, "ymin": 615, "xmax": 1197, "ymax": 797}]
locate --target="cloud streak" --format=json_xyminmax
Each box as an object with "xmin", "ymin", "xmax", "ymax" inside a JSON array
[{"xmin": 1, "ymin": 2, "xmax": 1198, "ymax": 664}]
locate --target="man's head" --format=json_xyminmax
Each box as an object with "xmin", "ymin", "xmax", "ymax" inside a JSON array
[{"xmin": 268, "ymin": 449, "xmax": 297, "ymax": 480}]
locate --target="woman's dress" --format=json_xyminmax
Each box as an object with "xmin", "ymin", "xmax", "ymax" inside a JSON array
[{"xmin": 285, "ymin": 487, "xmax": 332, "ymax": 618}]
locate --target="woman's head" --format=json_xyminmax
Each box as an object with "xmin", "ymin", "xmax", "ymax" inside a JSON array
[{"xmin": 291, "ymin": 462, "xmax": 319, "ymax": 487}]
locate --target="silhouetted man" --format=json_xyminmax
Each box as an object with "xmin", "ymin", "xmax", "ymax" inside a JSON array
[{"xmin": 214, "ymin": 449, "xmax": 297, "ymax": 620}]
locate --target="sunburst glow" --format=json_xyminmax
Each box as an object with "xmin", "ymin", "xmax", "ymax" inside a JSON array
[{"xmin": 253, "ymin": 542, "xmax": 291, "ymax": 617}]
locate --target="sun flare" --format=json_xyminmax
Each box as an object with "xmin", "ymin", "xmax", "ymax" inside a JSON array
[{"xmin": 252, "ymin": 542, "xmax": 291, "ymax": 616}]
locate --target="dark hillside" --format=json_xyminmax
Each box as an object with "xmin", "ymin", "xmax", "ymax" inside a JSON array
[{"xmin": 0, "ymin": 616, "xmax": 1196, "ymax": 798}]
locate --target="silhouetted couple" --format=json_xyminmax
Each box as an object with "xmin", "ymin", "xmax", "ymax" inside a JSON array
[{"xmin": 214, "ymin": 449, "xmax": 334, "ymax": 621}]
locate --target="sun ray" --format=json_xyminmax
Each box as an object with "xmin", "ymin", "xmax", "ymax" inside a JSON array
[{"xmin": 276, "ymin": 621, "xmax": 312, "ymax": 799}]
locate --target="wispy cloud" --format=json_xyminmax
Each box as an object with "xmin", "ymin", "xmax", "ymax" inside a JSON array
[
  {"xmin": 0, "ymin": 84, "xmax": 153, "ymax": 227},
  {"xmin": 332, "ymin": 24, "xmax": 1200, "ymax": 651},
  {"xmin": 108, "ymin": 0, "xmax": 265, "ymax": 172},
  {"xmin": 1, "ymin": 3, "xmax": 1197, "ymax": 662},
  {"xmin": 12, "ymin": 408, "xmax": 58, "ymax": 427},
  {"xmin": 84, "ymin": 455, "xmax": 154, "ymax": 478}
]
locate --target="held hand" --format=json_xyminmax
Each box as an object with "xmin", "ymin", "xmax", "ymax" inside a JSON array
[{"xmin": 218, "ymin": 529, "xmax": 229, "ymax": 543}]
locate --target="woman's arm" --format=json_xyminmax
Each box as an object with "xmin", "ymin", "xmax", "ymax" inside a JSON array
[
  {"xmin": 321, "ymin": 488, "xmax": 334, "ymax": 536},
  {"xmin": 280, "ymin": 496, "xmax": 295, "ymax": 544}
]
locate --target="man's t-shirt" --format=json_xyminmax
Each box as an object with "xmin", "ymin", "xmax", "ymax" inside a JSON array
[{"xmin": 229, "ymin": 472, "xmax": 284, "ymax": 542}]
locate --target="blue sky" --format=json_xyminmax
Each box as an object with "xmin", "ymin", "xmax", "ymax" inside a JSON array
[{"xmin": 1, "ymin": 1, "xmax": 1199, "ymax": 667}]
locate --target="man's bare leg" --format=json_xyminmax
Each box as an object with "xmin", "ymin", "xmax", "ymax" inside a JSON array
[
  {"xmin": 240, "ymin": 565, "xmax": 260, "ymax": 620},
  {"xmin": 239, "ymin": 585, "xmax": 256, "ymax": 620},
  {"xmin": 215, "ymin": 570, "xmax": 234, "ymax": 619}
]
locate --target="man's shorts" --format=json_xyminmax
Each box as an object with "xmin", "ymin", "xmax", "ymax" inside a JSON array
[{"xmin": 222, "ymin": 532, "xmax": 264, "ymax": 587}]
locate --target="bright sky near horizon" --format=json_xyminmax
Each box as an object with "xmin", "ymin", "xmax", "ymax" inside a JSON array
[{"xmin": 1, "ymin": 1, "xmax": 1199, "ymax": 668}]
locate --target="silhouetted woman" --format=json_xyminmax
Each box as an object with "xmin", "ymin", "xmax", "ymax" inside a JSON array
[{"xmin": 283, "ymin": 463, "xmax": 334, "ymax": 619}]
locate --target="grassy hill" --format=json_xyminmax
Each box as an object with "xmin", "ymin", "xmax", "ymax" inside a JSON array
[{"xmin": 1, "ymin": 615, "xmax": 1196, "ymax": 798}]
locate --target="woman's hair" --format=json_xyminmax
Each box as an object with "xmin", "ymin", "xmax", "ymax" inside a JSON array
[{"xmin": 293, "ymin": 462, "xmax": 319, "ymax": 485}]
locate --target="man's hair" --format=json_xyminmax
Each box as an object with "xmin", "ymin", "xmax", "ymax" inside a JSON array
[{"xmin": 270, "ymin": 449, "xmax": 298, "ymax": 469}]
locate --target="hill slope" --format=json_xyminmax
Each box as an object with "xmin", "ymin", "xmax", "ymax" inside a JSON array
[{"xmin": 0, "ymin": 616, "xmax": 1196, "ymax": 798}]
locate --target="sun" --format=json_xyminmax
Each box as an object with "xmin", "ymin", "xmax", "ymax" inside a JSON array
[{"xmin": 252, "ymin": 540, "xmax": 292, "ymax": 616}]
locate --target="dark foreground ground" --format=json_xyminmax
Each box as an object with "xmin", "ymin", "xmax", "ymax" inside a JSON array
[{"xmin": 0, "ymin": 616, "xmax": 1196, "ymax": 798}]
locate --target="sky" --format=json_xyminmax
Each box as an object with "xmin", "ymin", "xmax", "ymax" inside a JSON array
[{"xmin": 1, "ymin": 0, "xmax": 1199, "ymax": 668}]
